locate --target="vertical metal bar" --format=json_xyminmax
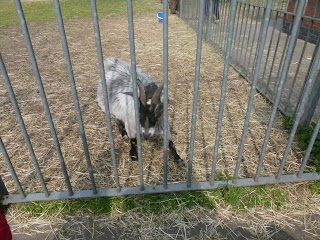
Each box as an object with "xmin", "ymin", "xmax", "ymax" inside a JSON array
[
  {"xmin": 233, "ymin": 0, "xmax": 273, "ymax": 181},
  {"xmin": 270, "ymin": 1, "xmax": 300, "ymax": 100},
  {"xmin": 206, "ymin": 0, "xmax": 213, "ymax": 41},
  {"xmin": 217, "ymin": 1, "xmax": 228, "ymax": 49},
  {"xmin": 273, "ymin": 23, "xmax": 302, "ymax": 102},
  {"xmin": 163, "ymin": 0, "xmax": 169, "ymax": 189},
  {"xmin": 218, "ymin": 0, "xmax": 225, "ymax": 48},
  {"xmin": 187, "ymin": 0, "xmax": 190, "ymax": 24},
  {"xmin": 259, "ymin": 0, "xmax": 284, "ymax": 86},
  {"xmin": 298, "ymin": 116, "xmax": 320, "ymax": 177},
  {"xmin": 0, "ymin": 53, "xmax": 49, "ymax": 197},
  {"xmin": 126, "ymin": 0, "xmax": 144, "ymax": 191},
  {"xmin": 211, "ymin": 0, "xmax": 223, "ymax": 45},
  {"xmin": 0, "ymin": 176, "xmax": 9, "ymax": 198},
  {"xmin": 247, "ymin": 0, "xmax": 262, "ymax": 70},
  {"xmin": 238, "ymin": 1, "xmax": 251, "ymax": 68},
  {"xmin": 221, "ymin": 0, "xmax": 229, "ymax": 49},
  {"xmin": 210, "ymin": 0, "xmax": 237, "ymax": 185},
  {"xmin": 53, "ymin": 0, "xmax": 99, "ymax": 194},
  {"xmin": 277, "ymin": 42, "xmax": 320, "ymax": 179},
  {"xmin": 235, "ymin": 1, "xmax": 248, "ymax": 62},
  {"xmin": 255, "ymin": 0, "xmax": 306, "ymax": 181},
  {"xmin": 285, "ymin": 0, "xmax": 319, "ymax": 113},
  {"xmin": 301, "ymin": 70, "xmax": 320, "ymax": 125},
  {"xmin": 242, "ymin": 0, "xmax": 256, "ymax": 71},
  {"xmin": 232, "ymin": 1, "xmax": 243, "ymax": 60},
  {"xmin": 265, "ymin": 11, "xmax": 289, "ymax": 98},
  {"xmin": 187, "ymin": 0, "xmax": 205, "ymax": 187},
  {"xmin": 216, "ymin": 0, "xmax": 224, "ymax": 49},
  {"xmin": 195, "ymin": 0, "xmax": 198, "ymax": 23},
  {"xmin": 294, "ymin": 36, "xmax": 320, "ymax": 116},
  {"xmin": 0, "ymin": 136, "xmax": 26, "ymax": 198},
  {"xmin": 251, "ymin": 0, "xmax": 265, "ymax": 73},
  {"xmin": 270, "ymin": 29, "xmax": 290, "ymax": 100},
  {"xmin": 260, "ymin": 10, "xmax": 281, "ymax": 92},
  {"xmin": 223, "ymin": 0, "xmax": 232, "ymax": 51},
  {"xmin": 89, "ymin": 0, "xmax": 119, "ymax": 193},
  {"xmin": 13, "ymin": 0, "xmax": 73, "ymax": 196},
  {"xmin": 284, "ymin": 25, "xmax": 315, "ymax": 112},
  {"xmin": 209, "ymin": 0, "xmax": 219, "ymax": 42}
]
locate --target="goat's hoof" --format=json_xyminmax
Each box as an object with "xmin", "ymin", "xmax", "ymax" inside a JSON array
[
  {"xmin": 121, "ymin": 135, "xmax": 128, "ymax": 143},
  {"xmin": 176, "ymin": 159, "xmax": 185, "ymax": 167},
  {"xmin": 130, "ymin": 154, "xmax": 137, "ymax": 161},
  {"xmin": 120, "ymin": 135, "xmax": 128, "ymax": 142}
]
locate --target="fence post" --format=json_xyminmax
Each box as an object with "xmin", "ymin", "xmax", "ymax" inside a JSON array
[
  {"xmin": 0, "ymin": 177, "xmax": 9, "ymax": 200},
  {"xmin": 301, "ymin": 69, "xmax": 320, "ymax": 125}
]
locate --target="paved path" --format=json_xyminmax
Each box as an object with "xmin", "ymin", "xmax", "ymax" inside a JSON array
[{"xmin": 11, "ymin": 214, "xmax": 320, "ymax": 240}]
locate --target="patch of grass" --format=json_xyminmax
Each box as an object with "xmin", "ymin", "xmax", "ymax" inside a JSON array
[
  {"xmin": 133, "ymin": 191, "xmax": 217, "ymax": 214},
  {"xmin": 309, "ymin": 181, "xmax": 320, "ymax": 195},
  {"xmin": 15, "ymin": 197, "xmax": 128, "ymax": 219},
  {"xmin": 0, "ymin": 0, "xmax": 160, "ymax": 28},
  {"xmin": 14, "ymin": 191, "xmax": 217, "ymax": 219},
  {"xmin": 223, "ymin": 185, "xmax": 287, "ymax": 210},
  {"xmin": 215, "ymin": 171, "xmax": 234, "ymax": 181},
  {"xmin": 283, "ymin": 116, "xmax": 320, "ymax": 194},
  {"xmin": 283, "ymin": 116, "xmax": 320, "ymax": 171},
  {"xmin": 12, "ymin": 185, "xmax": 289, "ymax": 220}
]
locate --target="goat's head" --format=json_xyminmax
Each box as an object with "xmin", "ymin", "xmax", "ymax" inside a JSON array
[{"xmin": 137, "ymin": 80, "xmax": 163, "ymax": 139}]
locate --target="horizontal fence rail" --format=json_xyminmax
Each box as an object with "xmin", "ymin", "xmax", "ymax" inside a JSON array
[{"xmin": 1, "ymin": 0, "xmax": 320, "ymax": 205}]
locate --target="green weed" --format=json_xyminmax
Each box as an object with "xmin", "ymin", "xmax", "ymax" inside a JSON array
[
  {"xmin": 309, "ymin": 181, "xmax": 320, "ymax": 195},
  {"xmin": 282, "ymin": 116, "xmax": 320, "ymax": 171}
]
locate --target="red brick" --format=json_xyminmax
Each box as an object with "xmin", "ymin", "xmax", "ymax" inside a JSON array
[{"xmin": 286, "ymin": 0, "xmax": 320, "ymax": 32}]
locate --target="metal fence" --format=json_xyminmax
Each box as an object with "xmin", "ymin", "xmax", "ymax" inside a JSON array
[
  {"xmin": 180, "ymin": 0, "xmax": 320, "ymax": 124},
  {"xmin": 1, "ymin": 0, "xmax": 320, "ymax": 205}
]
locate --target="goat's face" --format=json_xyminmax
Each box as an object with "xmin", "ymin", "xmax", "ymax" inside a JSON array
[
  {"xmin": 137, "ymin": 81, "xmax": 164, "ymax": 139},
  {"xmin": 139, "ymin": 100, "xmax": 163, "ymax": 139}
]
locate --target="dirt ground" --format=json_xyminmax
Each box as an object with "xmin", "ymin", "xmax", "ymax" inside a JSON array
[{"xmin": 1, "ymin": 5, "xmax": 320, "ymax": 240}]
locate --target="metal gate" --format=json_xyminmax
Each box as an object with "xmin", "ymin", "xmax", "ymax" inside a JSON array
[
  {"xmin": 1, "ymin": 0, "xmax": 320, "ymax": 205},
  {"xmin": 180, "ymin": 0, "xmax": 320, "ymax": 124}
]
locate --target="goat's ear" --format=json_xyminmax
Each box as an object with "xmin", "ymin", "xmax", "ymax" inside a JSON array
[{"xmin": 160, "ymin": 91, "xmax": 176, "ymax": 107}]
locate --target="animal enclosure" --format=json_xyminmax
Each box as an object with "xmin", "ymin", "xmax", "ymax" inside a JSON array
[{"xmin": 0, "ymin": 0, "xmax": 320, "ymax": 204}]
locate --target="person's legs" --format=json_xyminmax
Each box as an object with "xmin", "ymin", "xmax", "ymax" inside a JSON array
[{"xmin": 213, "ymin": 0, "xmax": 220, "ymax": 20}]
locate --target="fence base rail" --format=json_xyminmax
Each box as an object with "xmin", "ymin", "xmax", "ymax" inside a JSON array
[{"xmin": 2, "ymin": 173, "xmax": 319, "ymax": 205}]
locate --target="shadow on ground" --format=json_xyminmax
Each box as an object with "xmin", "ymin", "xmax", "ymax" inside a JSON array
[
  {"xmin": 10, "ymin": 194, "xmax": 319, "ymax": 240},
  {"xmin": 12, "ymin": 217, "xmax": 303, "ymax": 240}
]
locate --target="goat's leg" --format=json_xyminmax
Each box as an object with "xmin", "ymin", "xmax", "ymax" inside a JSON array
[
  {"xmin": 169, "ymin": 140, "xmax": 185, "ymax": 166},
  {"xmin": 129, "ymin": 138, "xmax": 138, "ymax": 160},
  {"xmin": 116, "ymin": 120, "xmax": 127, "ymax": 139}
]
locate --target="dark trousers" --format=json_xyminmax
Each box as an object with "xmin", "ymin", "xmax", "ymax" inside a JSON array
[{"xmin": 205, "ymin": 0, "xmax": 220, "ymax": 20}]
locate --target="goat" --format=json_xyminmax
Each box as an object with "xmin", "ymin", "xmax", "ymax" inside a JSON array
[{"xmin": 97, "ymin": 58, "xmax": 184, "ymax": 166}]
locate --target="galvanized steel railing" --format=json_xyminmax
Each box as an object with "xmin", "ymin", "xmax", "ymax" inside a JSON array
[
  {"xmin": 1, "ymin": 0, "xmax": 320, "ymax": 204},
  {"xmin": 180, "ymin": 0, "xmax": 320, "ymax": 124}
]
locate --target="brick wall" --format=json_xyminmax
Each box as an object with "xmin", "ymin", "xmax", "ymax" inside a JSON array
[
  {"xmin": 283, "ymin": 0, "xmax": 320, "ymax": 44},
  {"xmin": 286, "ymin": 0, "xmax": 320, "ymax": 31}
]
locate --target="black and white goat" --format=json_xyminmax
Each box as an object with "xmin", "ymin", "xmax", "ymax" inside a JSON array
[{"xmin": 97, "ymin": 58, "xmax": 184, "ymax": 166}]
